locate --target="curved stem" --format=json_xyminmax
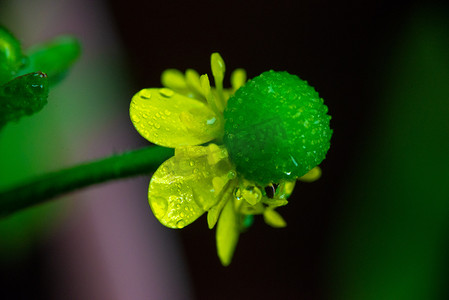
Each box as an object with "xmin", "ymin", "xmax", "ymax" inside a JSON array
[{"xmin": 0, "ymin": 145, "xmax": 174, "ymax": 218}]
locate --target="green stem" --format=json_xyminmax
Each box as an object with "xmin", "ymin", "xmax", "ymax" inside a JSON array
[{"xmin": 0, "ymin": 145, "xmax": 174, "ymax": 218}]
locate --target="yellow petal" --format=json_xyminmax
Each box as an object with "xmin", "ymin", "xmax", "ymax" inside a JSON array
[
  {"xmin": 148, "ymin": 144, "xmax": 234, "ymax": 229},
  {"xmin": 216, "ymin": 197, "xmax": 239, "ymax": 266},
  {"xmin": 130, "ymin": 88, "xmax": 222, "ymax": 148},
  {"xmin": 263, "ymin": 209, "xmax": 287, "ymax": 228},
  {"xmin": 161, "ymin": 69, "xmax": 187, "ymax": 90},
  {"xmin": 298, "ymin": 166, "xmax": 322, "ymax": 182}
]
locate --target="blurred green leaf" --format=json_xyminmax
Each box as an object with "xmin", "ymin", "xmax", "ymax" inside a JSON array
[
  {"xmin": 18, "ymin": 35, "xmax": 81, "ymax": 86},
  {"xmin": 0, "ymin": 72, "xmax": 49, "ymax": 129},
  {"xmin": 331, "ymin": 6, "xmax": 449, "ymax": 300},
  {"xmin": 0, "ymin": 26, "xmax": 26, "ymax": 85}
]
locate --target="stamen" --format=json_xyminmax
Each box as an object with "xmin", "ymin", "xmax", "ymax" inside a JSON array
[
  {"xmin": 230, "ymin": 68, "xmax": 247, "ymax": 91},
  {"xmin": 200, "ymin": 74, "xmax": 222, "ymax": 113},
  {"xmin": 210, "ymin": 52, "xmax": 226, "ymax": 110},
  {"xmin": 185, "ymin": 68, "xmax": 205, "ymax": 100}
]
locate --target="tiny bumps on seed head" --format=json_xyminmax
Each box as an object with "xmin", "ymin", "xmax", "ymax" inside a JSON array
[{"xmin": 223, "ymin": 70, "xmax": 332, "ymax": 185}]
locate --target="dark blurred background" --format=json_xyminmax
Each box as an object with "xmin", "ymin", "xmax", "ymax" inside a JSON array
[{"xmin": 1, "ymin": 0, "xmax": 449, "ymax": 299}]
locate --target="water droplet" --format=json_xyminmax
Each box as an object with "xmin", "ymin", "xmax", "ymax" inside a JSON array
[
  {"xmin": 176, "ymin": 220, "xmax": 186, "ymax": 228},
  {"xmin": 164, "ymin": 109, "xmax": 172, "ymax": 116},
  {"xmin": 159, "ymin": 88, "xmax": 174, "ymax": 98},
  {"xmin": 140, "ymin": 90, "xmax": 152, "ymax": 99},
  {"xmin": 290, "ymin": 155, "xmax": 298, "ymax": 167},
  {"xmin": 234, "ymin": 187, "xmax": 243, "ymax": 201},
  {"xmin": 155, "ymin": 112, "xmax": 161, "ymax": 118},
  {"xmin": 207, "ymin": 117, "xmax": 216, "ymax": 125},
  {"xmin": 227, "ymin": 170, "xmax": 236, "ymax": 179},
  {"xmin": 154, "ymin": 123, "xmax": 161, "ymax": 129},
  {"xmin": 189, "ymin": 161, "xmax": 195, "ymax": 167}
]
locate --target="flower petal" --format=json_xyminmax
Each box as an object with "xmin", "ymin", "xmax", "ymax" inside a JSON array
[
  {"xmin": 263, "ymin": 209, "xmax": 287, "ymax": 228},
  {"xmin": 216, "ymin": 197, "xmax": 239, "ymax": 266},
  {"xmin": 161, "ymin": 69, "xmax": 187, "ymax": 90},
  {"xmin": 148, "ymin": 144, "xmax": 234, "ymax": 229},
  {"xmin": 298, "ymin": 166, "xmax": 322, "ymax": 182},
  {"xmin": 130, "ymin": 88, "xmax": 222, "ymax": 148}
]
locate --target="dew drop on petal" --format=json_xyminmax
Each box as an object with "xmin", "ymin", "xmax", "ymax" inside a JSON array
[
  {"xmin": 159, "ymin": 88, "xmax": 174, "ymax": 98},
  {"xmin": 176, "ymin": 220, "xmax": 186, "ymax": 228},
  {"xmin": 207, "ymin": 117, "xmax": 216, "ymax": 125},
  {"xmin": 131, "ymin": 115, "xmax": 140, "ymax": 123},
  {"xmin": 140, "ymin": 89, "xmax": 152, "ymax": 99}
]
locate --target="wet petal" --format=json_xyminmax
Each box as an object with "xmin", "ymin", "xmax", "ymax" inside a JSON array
[
  {"xmin": 130, "ymin": 88, "xmax": 222, "ymax": 148},
  {"xmin": 148, "ymin": 144, "xmax": 234, "ymax": 229}
]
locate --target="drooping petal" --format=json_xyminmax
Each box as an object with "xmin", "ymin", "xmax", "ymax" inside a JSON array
[
  {"xmin": 263, "ymin": 209, "xmax": 287, "ymax": 228},
  {"xmin": 130, "ymin": 88, "xmax": 222, "ymax": 148},
  {"xmin": 148, "ymin": 144, "xmax": 234, "ymax": 229},
  {"xmin": 216, "ymin": 197, "xmax": 239, "ymax": 266}
]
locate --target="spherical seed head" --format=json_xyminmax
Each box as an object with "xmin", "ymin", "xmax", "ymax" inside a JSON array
[{"xmin": 223, "ymin": 70, "xmax": 332, "ymax": 185}]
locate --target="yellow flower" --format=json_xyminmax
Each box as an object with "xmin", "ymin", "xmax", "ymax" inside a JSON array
[{"xmin": 130, "ymin": 53, "xmax": 322, "ymax": 265}]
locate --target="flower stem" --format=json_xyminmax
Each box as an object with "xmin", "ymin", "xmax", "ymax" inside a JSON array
[{"xmin": 0, "ymin": 145, "xmax": 174, "ymax": 218}]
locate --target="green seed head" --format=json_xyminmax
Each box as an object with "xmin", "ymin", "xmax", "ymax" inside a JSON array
[{"xmin": 223, "ymin": 70, "xmax": 332, "ymax": 185}]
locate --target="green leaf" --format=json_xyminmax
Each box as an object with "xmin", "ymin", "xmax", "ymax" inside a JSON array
[
  {"xmin": 0, "ymin": 72, "xmax": 49, "ymax": 128},
  {"xmin": 19, "ymin": 35, "xmax": 81, "ymax": 86},
  {"xmin": 216, "ymin": 198, "xmax": 239, "ymax": 266},
  {"xmin": 263, "ymin": 208, "xmax": 287, "ymax": 228},
  {"xmin": 0, "ymin": 26, "xmax": 26, "ymax": 85}
]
